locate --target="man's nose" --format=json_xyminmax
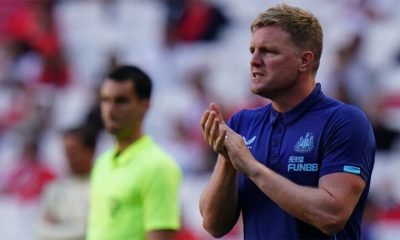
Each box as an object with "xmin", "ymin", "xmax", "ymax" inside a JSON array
[{"xmin": 250, "ymin": 52, "xmax": 262, "ymax": 67}]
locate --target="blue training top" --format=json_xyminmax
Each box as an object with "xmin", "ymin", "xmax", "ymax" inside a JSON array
[{"xmin": 227, "ymin": 83, "xmax": 375, "ymax": 239}]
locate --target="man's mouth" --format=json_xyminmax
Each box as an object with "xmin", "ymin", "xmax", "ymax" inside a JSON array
[{"xmin": 252, "ymin": 72, "xmax": 264, "ymax": 78}]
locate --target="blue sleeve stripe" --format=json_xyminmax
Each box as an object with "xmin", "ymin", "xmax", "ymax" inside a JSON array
[{"xmin": 343, "ymin": 165, "xmax": 361, "ymax": 174}]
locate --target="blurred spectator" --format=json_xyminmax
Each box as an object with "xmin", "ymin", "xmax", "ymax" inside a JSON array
[
  {"xmin": 0, "ymin": 0, "xmax": 70, "ymax": 142},
  {"xmin": 0, "ymin": 40, "xmax": 43, "ymax": 85},
  {"xmin": 368, "ymin": 101, "xmax": 400, "ymax": 151},
  {"xmin": 175, "ymin": 67, "xmax": 216, "ymax": 173},
  {"xmin": 327, "ymin": 33, "xmax": 400, "ymax": 152},
  {"xmin": 2, "ymin": 139, "xmax": 56, "ymax": 203},
  {"xmin": 1, "ymin": 0, "xmax": 70, "ymax": 88},
  {"xmin": 36, "ymin": 125, "xmax": 97, "ymax": 240},
  {"xmin": 0, "ymin": 80, "xmax": 49, "ymax": 142},
  {"xmin": 329, "ymin": 34, "xmax": 376, "ymax": 110},
  {"xmin": 164, "ymin": 0, "xmax": 229, "ymax": 47}
]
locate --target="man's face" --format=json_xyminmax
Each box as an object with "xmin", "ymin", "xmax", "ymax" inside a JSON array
[
  {"xmin": 63, "ymin": 134, "xmax": 92, "ymax": 175},
  {"xmin": 100, "ymin": 79, "xmax": 147, "ymax": 139},
  {"xmin": 249, "ymin": 25, "xmax": 302, "ymax": 99}
]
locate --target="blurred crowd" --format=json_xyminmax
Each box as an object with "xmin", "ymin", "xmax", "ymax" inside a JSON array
[{"xmin": 0, "ymin": 0, "xmax": 400, "ymax": 239}]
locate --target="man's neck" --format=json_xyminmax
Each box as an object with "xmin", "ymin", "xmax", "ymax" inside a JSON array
[
  {"xmin": 272, "ymin": 78, "xmax": 316, "ymax": 113},
  {"xmin": 115, "ymin": 131, "xmax": 143, "ymax": 154}
]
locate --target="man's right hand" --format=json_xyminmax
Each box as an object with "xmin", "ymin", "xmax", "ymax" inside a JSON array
[{"xmin": 200, "ymin": 102, "xmax": 228, "ymax": 157}]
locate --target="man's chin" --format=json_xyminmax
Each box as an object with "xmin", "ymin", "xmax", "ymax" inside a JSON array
[
  {"xmin": 250, "ymin": 85, "xmax": 262, "ymax": 95},
  {"xmin": 251, "ymin": 87, "xmax": 271, "ymax": 98}
]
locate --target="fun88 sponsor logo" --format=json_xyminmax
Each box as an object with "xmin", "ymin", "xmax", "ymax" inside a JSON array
[{"xmin": 287, "ymin": 156, "xmax": 318, "ymax": 172}]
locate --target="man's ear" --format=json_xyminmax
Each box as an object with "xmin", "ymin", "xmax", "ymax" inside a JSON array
[
  {"xmin": 140, "ymin": 99, "xmax": 150, "ymax": 111},
  {"xmin": 299, "ymin": 51, "xmax": 314, "ymax": 72}
]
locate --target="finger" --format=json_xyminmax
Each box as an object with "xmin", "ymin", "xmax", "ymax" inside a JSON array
[
  {"xmin": 214, "ymin": 129, "xmax": 227, "ymax": 150},
  {"xmin": 200, "ymin": 110, "xmax": 210, "ymax": 132},
  {"xmin": 210, "ymin": 118, "xmax": 220, "ymax": 148},
  {"xmin": 204, "ymin": 111, "xmax": 216, "ymax": 144},
  {"xmin": 209, "ymin": 102, "xmax": 225, "ymax": 124}
]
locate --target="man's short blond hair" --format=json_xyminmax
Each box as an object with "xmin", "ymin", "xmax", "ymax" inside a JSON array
[{"xmin": 251, "ymin": 3, "xmax": 323, "ymax": 72}]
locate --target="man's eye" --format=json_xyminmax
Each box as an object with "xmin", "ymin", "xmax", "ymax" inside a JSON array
[{"xmin": 261, "ymin": 48, "xmax": 271, "ymax": 54}]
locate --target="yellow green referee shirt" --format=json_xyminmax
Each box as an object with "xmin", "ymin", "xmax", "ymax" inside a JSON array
[{"xmin": 87, "ymin": 135, "xmax": 181, "ymax": 240}]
